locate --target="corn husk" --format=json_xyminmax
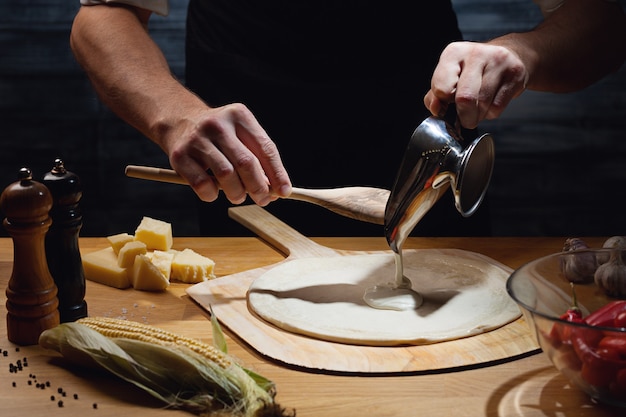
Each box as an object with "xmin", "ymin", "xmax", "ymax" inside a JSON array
[{"xmin": 39, "ymin": 319, "xmax": 292, "ymax": 417}]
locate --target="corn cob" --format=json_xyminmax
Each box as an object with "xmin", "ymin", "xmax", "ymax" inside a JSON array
[
  {"xmin": 39, "ymin": 317, "xmax": 293, "ymax": 417},
  {"xmin": 77, "ymin": 316, "xmax": 232, "ymax": 369}
]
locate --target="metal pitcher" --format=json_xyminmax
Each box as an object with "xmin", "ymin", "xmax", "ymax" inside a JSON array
[{"xmin": 384, "ymin": 106, "xmax": 494, "ymax": 253}]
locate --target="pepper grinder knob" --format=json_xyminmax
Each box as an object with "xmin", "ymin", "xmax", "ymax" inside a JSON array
[
  {"xmin": 42, "ymin": 158, "xmax": 88, "ymax": 322},
  {"xmin": 1, "ymin": 167, "xmax": 60, "ymax": 345}
]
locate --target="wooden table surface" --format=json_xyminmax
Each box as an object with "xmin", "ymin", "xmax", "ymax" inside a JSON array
[{"xmin": 1, "ymin": 236, "xmax": 624, "ymax": 417}]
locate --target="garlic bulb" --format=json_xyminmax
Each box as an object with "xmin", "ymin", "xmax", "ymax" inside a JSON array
[
  {"xmin": 563, "ymin": 237, "xmax": 589, "ymax": 252},
  {"xmin": 598, "ymin": 236, "xmax": 626, "ymax": 264},
  {"xmin": 560, "ymin": 237, "xmax": 597, "ymax": 283},
  {"xmin": 594, "ymin": 250, "xmax": 626, "ymax": 298}
]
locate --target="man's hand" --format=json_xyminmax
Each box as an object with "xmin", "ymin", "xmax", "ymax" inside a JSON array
[
  {"xmin": 164, "ymin": 103, "xmax": 292, "ymax": 206},
  {"xmin": 424, "ymin": 41, "xmax": 528, "ymax": 129}
]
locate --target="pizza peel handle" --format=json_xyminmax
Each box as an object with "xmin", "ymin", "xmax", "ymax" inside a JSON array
[{"xmin": 227, "ymin": 205, "xmax": 339, "ymax": 259}]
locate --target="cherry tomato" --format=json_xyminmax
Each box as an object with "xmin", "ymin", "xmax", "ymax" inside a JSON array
[
  {"xmin": 546, "ymin": 327, "xmax": 565, "ymax": 348},
  {"xmin": 573, "ymin": 333, "xmax": 626, "ymax": 388},
  {"xmin": 615, "ymin": 310, "xmax": 626, "ymax": 328},
  {"xmin": 572, "ymin": 326, "xmax": 604, "ymax": 349},
  {"xmin": 609, "ymin": 367, "xmax": 626, "ymax": 397},
  {"xmin": 581, "ymin": 362, "xmax": 616, "ymax": 387},
  {"xmin": 598, "ymin": 336, "xmax": 626, "ymax": 359},
  {"xmin": 554, "ymin": 344, "xmax": 582, "ymax": 371},
  {"xmin": 579, "ymin": 347, "xmax": 620, "ymax": 387},
  {"xmin": 550, "ymin": 323, "xmax": 573, "ymax": 346}
]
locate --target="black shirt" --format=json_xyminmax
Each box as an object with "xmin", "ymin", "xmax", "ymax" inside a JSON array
[{"xmin": 184, "ymin": 0, "xmax": 491, "ymax": 236}]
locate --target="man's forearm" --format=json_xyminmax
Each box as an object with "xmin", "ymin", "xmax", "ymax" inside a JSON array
[
  {"xmin": 490, "ymin": 0, "xmax": 625, "ymax": 93},
  {"xmin": 70, "ymin": 5, "xmax": 207, "ymax": 149}
]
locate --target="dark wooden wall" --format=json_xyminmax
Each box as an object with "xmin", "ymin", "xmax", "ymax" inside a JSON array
[{"xmin": 1, "ymin": 1, "xmax": 625, "ymax": 237}]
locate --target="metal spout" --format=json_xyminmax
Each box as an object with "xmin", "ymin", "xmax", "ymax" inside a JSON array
[{"xmin": 384, "ymin": 109, "xmax": 494, "ymax": 253}]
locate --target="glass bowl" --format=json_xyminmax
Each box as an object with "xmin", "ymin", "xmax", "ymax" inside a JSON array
[{"xmin": 507, "ymin": 249, "xmax": 626, "ymax": 408}]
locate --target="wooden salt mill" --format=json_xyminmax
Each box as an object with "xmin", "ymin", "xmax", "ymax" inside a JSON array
[
  {"xmin": 1, "ymin": 167, "xmax": 60, "ymax": 345},
  {"xmin": 43, "ymin": 158, "xmax": 88, "ymax": 322}
]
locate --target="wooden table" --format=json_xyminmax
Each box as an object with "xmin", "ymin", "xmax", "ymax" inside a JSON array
[{"xmin": 1, "ymin": 236, "xmax": 624, "ymax": 417}]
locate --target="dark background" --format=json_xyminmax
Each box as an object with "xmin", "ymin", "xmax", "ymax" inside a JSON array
[{"xmin": 1, "ymin": 0, "xmax": 625, "ymax": 237}]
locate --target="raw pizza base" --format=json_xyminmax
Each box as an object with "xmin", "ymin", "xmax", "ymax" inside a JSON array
[{"xmin": 247, "ymin": 249, "xmax": 521, "ymax": 346}]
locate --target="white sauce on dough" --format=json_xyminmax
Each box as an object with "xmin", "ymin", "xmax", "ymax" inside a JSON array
[
  {"xmin": 363, "ymin": 251, "xmax": 424, "ymax": 311},
  {"xmin": 247, "ymin": 249, "xmax": 521, "ymax": 346}
]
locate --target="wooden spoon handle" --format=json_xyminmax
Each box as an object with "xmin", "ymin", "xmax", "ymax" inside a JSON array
[
  {"xmin": 124, "ymin": 165, "xmax": 386, "ymax": 225},
  {"xmin": 125, "ymin": 165, "xmax": 189, "ymax": 185}
]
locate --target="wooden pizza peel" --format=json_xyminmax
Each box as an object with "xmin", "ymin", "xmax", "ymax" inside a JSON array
[{"xmin": 186, "ymin": 205, "xmax": 539, "ymax": 374}]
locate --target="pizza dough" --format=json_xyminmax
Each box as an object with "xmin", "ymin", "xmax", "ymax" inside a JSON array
[{"xmin": 247, "ymin": 249, "xmax": 521, "ymax": 346}]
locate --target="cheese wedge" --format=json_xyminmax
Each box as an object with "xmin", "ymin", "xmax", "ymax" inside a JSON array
[
  {"xmin": 117, "ymin": 240, "xmax": 147, "ymax": 268},
  {"xmin": 131, "ymin": 254, "xmax": 169, "ymax": 291},
  {"xmin": 134, "ymin": 216, "xmax": 173, "ymax": 251},
  {"xmin": 106, "ymin": 232, "xmax": 135, "ymax": 255},
  {"xmin": 82, "ymin": 247, "xmax": 130, "ymax": 289},
  {"xmin": 146, "ymin": 250, "xmax": 174, "ymax": 280},
  {"xmin": 170, "ymin": 248, "xmax": 216, "ymax": 283}
]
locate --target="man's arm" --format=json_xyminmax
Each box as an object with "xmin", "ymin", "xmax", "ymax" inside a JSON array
[
  {"xmin": 495, "ymin": 0, "xmax": 625, "ymax": 91},
  {"xmin": 70, "ymin": 5, "xmax": 292, "ymax": 205},
  {"xmin": 425, "ymin": 0, "xmax": 626, "ymax": 128}
]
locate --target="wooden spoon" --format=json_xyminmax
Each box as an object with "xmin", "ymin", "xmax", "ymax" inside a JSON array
[{"xmin": 125, "ymin": 165, "xmax": 389, "ymax": 225}]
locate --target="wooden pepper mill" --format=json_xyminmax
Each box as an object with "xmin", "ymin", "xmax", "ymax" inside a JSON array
[
  {"xmin": 1, "ymin": 167, "xmax": 60, "ymax": 345},
  {"xmin": 43, "ymin": 158, "xmax": 88, "ymax": 322}
]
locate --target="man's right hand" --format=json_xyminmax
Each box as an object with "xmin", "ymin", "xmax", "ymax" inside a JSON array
[{"xmin": 164, "ymin": 103, "xmax": 292, "ymax": 206}]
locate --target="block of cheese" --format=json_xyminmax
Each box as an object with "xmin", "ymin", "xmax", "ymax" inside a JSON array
[
  {"xmin": 117, "ymin": 240, "xmax": 147, "ymax": 268},
  {"xmin": 134, "ymin": 216, "xmax": 173, "ymax": 251},
  {"xmin": 82, "ymin": 247, "xmax": 130, "ymax": 289},
  {"xmin": 131, "ymin": 254, "xmax": 169, "ymax": 291},
  {"xmin": 106, "ymin": 232, "xmax": 135, "ymax": 255},
  {"xmin": 146, "ymin": 250, "xmax": 174, "ymax": 280},
  {"xmin": 170, "ymin": 248, "xmax": 216, "ymax": 283}
]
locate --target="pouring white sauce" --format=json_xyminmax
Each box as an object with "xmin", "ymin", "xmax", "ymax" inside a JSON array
[
  {"xmin": 364, "ymin": 186, "xmax": 445, "ymax": 311},
  {"xmin": 363, "ymin": 251, "xmax": 424, "ymax": 311},
  {"xmin": 366, "ymin": 107, "xmax": 493, "ymax": 312}
]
